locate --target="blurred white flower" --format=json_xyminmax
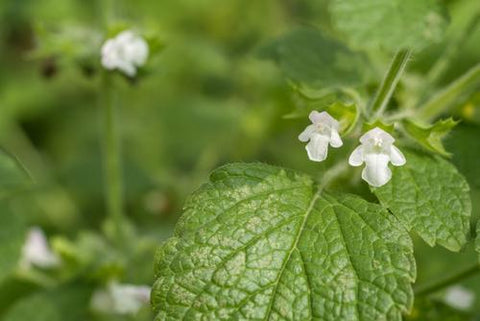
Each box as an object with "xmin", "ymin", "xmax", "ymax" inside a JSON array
[
  {"xmin": 91, "ymin": 282, "xmax": 151, "ymax": 315},
  {"xmin": 298, "ymin": 111, "xmax": 343, "ymax": 162},
  {"xmin": 348, "ymin": 127, "xmax": 406, "ymax": 187},
  {"xmin": 101, "ymin": 30, "xmax": 149, "ymax": 77},
  {"xmin": 444, "ymin": 285, "xmax": 474, "ymax": 310},
  {"xmin": 20, "ymin": 227, "xmax": 60, "ymax": 269}
]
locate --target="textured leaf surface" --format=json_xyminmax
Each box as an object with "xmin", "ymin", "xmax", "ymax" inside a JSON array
[
  {"xmin": 260, "ymin": 27, "xmax": 366, "ymax": 88},
  {"xmin": 330, "ymin": 0, "xmax": 448, "ymax": 51},
  {"xmin": 152, "ymin": 163, "xmax": 415, "ymax": 320},
  {"xmin": 373, "ymin": 151, "xmax": 471, "ymax": 252}
]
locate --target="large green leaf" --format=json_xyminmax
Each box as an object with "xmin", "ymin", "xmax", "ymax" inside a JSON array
[
  {"xmin": 259, "ymin": 27, "xmax": 366, "ymax": 88},
  {"xmin": 330, "ymin": 0, "xmax": 448, "ymax": 51},
  {"xmin": 152, "ymin": 163, "xmax": 415, "ymax": 320},
  {"xmin": 373, "ymin": 150, "xmax": 471, "ymax": 252}
]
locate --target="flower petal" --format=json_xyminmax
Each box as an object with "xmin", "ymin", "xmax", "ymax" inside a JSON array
[
  {"xmin": 329, "ymin": 130, "xmax": 343, "ymax": 148},
  {"xmin": 20, "ymin": 227, "xmax": 60, "ymax": 269},
  {"xmin": 348, "ymin": 145, "xmax": 364, "ymax": 166},
  {"xmin": 305, "ymin": 133, "xmax": 329, "ymax": 162},
  {"xmin": 128, "ymin": 39, "xmax": 149, "ymax": 66},
  {"xmin": 298, "ymin": 124, "xmax": 315, "ymax": 142},
  {"xmin": 360, "ymin": 127, "xmax": 394, "ymax": 145},
  {"xmin": 117, "ymin": 61, "xmax": 137, "ymax": 77},
  {"xmin": 362, "ymin": 153, "xmax": 392, "ymax": 187},
  {"xmin": 390, "ymin": 145, "xmax": 406, "ymax": 166},
  {"xmin": 308, "ymin": 110, "xmax": 324, "ymax": 123}
]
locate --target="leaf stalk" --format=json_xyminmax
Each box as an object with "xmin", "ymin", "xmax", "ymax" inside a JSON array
[{"xmin": 414, "ymin": 263, "xmax": 480, "ymax": 296}]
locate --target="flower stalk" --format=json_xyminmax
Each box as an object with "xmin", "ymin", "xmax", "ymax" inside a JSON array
[
  {"xmin": 418, "ymin": 63, "xmax": 480, "ymax": 121},
  {"xmin": 100, "ymin": 72, "xmax": 125, "ymax": 245},
  {"xmin": 415, "ymin": 264, "xmax": 480, "ymax": 297}
]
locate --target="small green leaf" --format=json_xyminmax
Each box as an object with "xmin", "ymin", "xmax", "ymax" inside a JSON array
[
  {"xmin": 403, "ymin": 118, "xmax": 459, "ymax": 156},
  {"xmin": 363, "ymin": 119, "xmax": 395, "ymax": 133},
  {"xmin": 145, "ymin": 34, "xmax": 165, "ymax": 56},
  {"xmin": 152, "ymin": 163, "xmax": 415, "ymax": 321},
  {"xmin": 330, "ymin": 0, "xmax": 449, "ymax": 51},
  {"xmin": 260, "ymin": 27, "xmax": 366, "ymax": 88},
  {"xmin": 325, "ymin": 101, "xmax": 359, "ymax": 134},
  {"xmin": 373, "ymin": 150, "xmax": 471, "ymax": 252}
]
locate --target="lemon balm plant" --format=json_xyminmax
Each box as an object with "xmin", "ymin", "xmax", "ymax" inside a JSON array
[
  {"xmin": 0, "ymin": 0, "xmax": 479, "ymax": 320},
  {"xmin": 150, "ymin": 1, "xmax": 480, "ymax": 320}
]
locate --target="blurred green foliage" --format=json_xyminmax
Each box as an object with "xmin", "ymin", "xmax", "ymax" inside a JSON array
[{"xmin": 0, "ymin": 0, "xmax": 480, "ymax": 320}]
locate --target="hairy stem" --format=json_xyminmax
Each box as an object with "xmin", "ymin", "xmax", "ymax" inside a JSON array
[
  {"xmin": 369, "ymin": 49, "xmax": 411, "ymax": 119},
  {"xmin": 101, "ymin": 73, "xmax": 125, "ymax": 245},
  {"xmin": 418, "ymin": 63, "xmax": 480, "ymax": 121},
  {"xmin": 415, "ymin": 264, "xmax": 480, "ymax": 296}
]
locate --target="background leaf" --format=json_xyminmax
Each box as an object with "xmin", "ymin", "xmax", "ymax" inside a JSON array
[
  {"xmin": 0, "ymin": 150, "xmax": 31, "ymax": 199},
  {"xmin": 406, "ymin": 298, "xmax": 473, "ymax": 321},
  {"xmin": 259, "ymin": 27, "xmax": 366, "ymax": 88},
  {"xmin": 0, "ymin": 202, "xmax": 26, "ymax": 284},
  {"xmin": 330, "ymin": 0, "xmax": 449, "ymax": 51},
  {"xmin": 373, "ymin": 150, "xmax": 471, "ymax": 251},
  {"xmin": 152, "ymin": 163, "xmax": 415, "ymax": 321},
  {"xmin": 1, "ymin": 284, "xmax": 93, "ymax": 321}
]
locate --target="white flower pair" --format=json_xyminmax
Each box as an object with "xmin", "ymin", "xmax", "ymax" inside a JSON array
[
  {"xmin": 299, "ymin": 111, "xmax": 406, "ymax": 187},
  {"xmin": 101, "ymin": 30, "xmax": 149, "ymax": 77}
]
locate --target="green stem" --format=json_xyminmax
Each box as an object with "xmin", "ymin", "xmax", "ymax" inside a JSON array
[
  {"xmin": 369, "ymin": 49, "xmax": 411, "ymax": 119},
  {"xmin": 414, "ymin": 264, "xmax": 480, "ymax": 296},
  {"xmin": 317, "ymin": 161, "xmax": 350, "ymax": 192},
  {"xmin": 417, "ymin": 63, "xmax": 480, "ymax": 121},
  {"xmin": 101, "ymin": 73, "xmax": 125, "ymax": 245}
]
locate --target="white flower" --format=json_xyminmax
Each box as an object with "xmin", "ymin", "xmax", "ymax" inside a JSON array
[
  {"xmin": 298, "ymin": 111, "xmax": 343, "ymax": 162},
  {"xmin": 101, "ymin": 30, "xmax": 149, "ymax": 77},
  {"xmin": 444, "ymin": 285, "xmax": 475, "ymax": 310},
  {"xmin": 91, "ymin": 282, "xmax": 151, "ymax": 315},
  {"xmin": 19, "ymin": 227, "xmax": 60, "ymax": 269},
  {"xmin": 348, "ymin": 127, "xmax": 406, "ymax": 187}
]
